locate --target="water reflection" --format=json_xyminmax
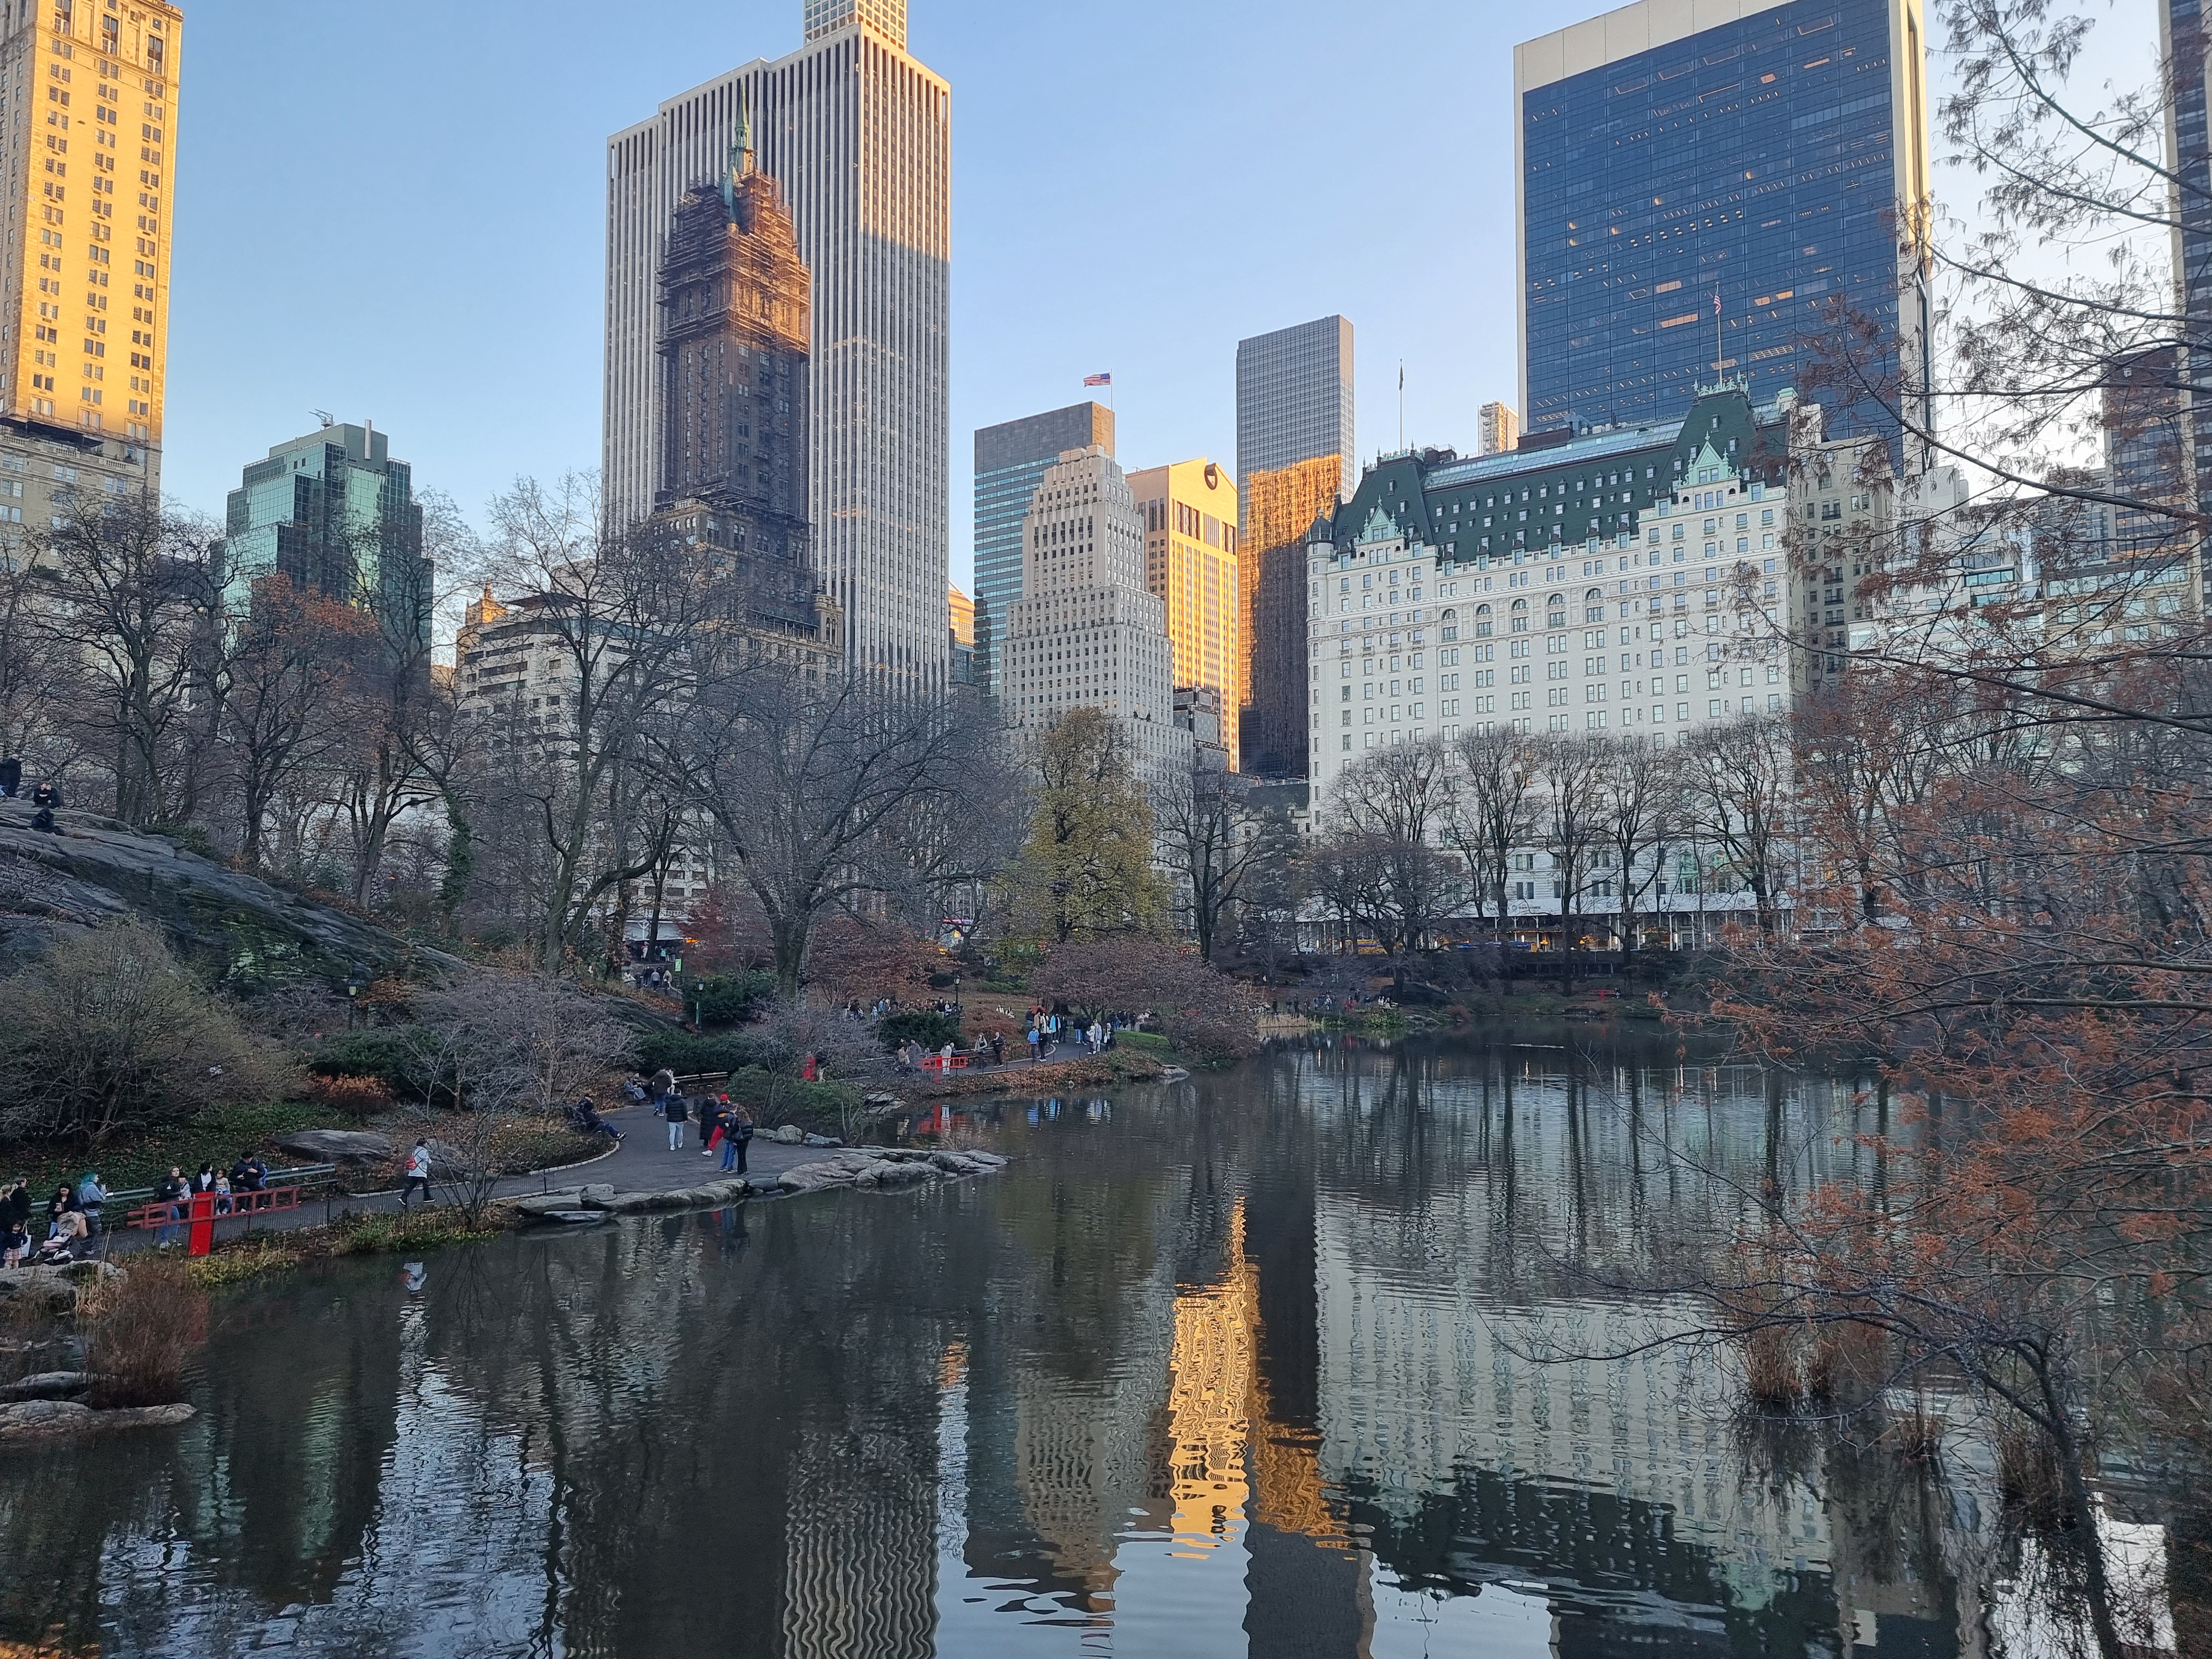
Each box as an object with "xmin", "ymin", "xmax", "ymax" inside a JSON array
[{"xmin": 0, "ymin": 1034, "xmax": 2194, "ymax": 1656}]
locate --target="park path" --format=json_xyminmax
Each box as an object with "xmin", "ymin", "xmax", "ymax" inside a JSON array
[{"xmin": 94, "ymin": 1100, "xmax": 828, "ymax": 1257}]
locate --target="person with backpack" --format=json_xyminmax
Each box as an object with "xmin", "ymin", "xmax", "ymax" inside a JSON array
[
  {"xmin": 721, "ymin": 1105, "xmax": 754, "ymax": 1175},
  {"xmin": 400, "ymin": 1140, "xmax": 434, "ymax": 1207},
  {"xmin": 664, "ymin": 1091, "xmax": 690, "ymax": 1152}
]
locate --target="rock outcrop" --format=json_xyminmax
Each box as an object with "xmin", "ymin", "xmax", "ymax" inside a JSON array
[
  {"xmin": 0, "ymin": 1399, "xmax": 194, "ymax": 1445},
  {"xmin": 0, "ymin": 1261, "xmax": 118, "ymax": 1314},
  {"xmin": 0, "ymin": 799, "xmax": 461, "ymax": 988},
  {"xmin": 776, "ymin": 1147, "xmax": 1008, "ymax": 1196}
]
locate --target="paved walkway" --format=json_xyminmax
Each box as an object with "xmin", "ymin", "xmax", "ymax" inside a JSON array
[{"xmin": 94, "ymin": 1102, "xmax": 828, "ymax": 1256}]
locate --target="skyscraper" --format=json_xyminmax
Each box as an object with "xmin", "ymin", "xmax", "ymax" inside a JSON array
[
  {"xmin": 1478, "ymin": 402, "xmax": 1520, "ymax": 457},
  {"xmin": 0, "ymin": 0, "xmax": 176, "ymax": 512},
  {"xmin": 1004, "ymin": 447, "xmax": 1188, "ymax": 781},
  {"xmin": 1235, "ymin": 319, "xmax": 1352, "ymax": 773},
  {"xmin": 1242, "ymin": 457, "xmax": 1342, "ymax": 776},
  {"xmin": 222, "ymin": 424, "xmax": 430, "ymax": 654},
  {"xmin": 640, "ymin": 125, "xmax": 842, "ymax": 669},
  {"xmin": 973, "ymin": 401, "xmax": 1114, "ymax": 696},
  {"xmin": 1130, "ymin": 460, "xmax": 1242, "ymax": 769},
  {"xmin": 1235, "ymin": 317, "xmax": 1354, "ymax": 523},
  {"xmin": 606, "ymin": 1, "xmax": 950, "ymax": 684},
  {"xmin": 1516, "ymin": 0, "xmax": 1932, "ymax": 440}
]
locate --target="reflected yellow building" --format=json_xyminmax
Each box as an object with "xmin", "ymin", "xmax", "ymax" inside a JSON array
[
  {"xmin": 1, "ymin": 0, "xmax": 174, "ymax": 445},
  {"xmin": 1130, "ymin": 459, "xmax": 1241, "ymax": 769}
]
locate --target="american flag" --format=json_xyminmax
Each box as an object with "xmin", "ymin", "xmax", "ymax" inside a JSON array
[{"xmin": 1084, "ymin": 372, "xmax": 1112, "ymax": 387}]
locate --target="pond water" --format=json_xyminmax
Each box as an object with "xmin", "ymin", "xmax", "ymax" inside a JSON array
[{"xmin": 0, "ymin": 1032, "xmax": 2186, "ymax": 1657}]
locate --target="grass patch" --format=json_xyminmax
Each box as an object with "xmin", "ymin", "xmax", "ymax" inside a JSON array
[
  {"xmin": 1116, "ymin": 1030, "xmax": 1172, "ymax": 1052},
  {"xmin": 329, "ymin": 1207, "xmax": 505, "ymax": 1256},
  {"xmin": 185, "ymin": 1240, "xmax": 304, "ymax": 1287},
  {"xmin": 2, "ymin": 1099, "xmax": 333, "ymax": 1196}
]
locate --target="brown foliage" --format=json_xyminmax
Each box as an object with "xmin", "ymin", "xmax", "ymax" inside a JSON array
[
  {"xmin": 82, "ymin": 1259, "xmax": 207, "ymax": 1408},
  {"xmin": 1029, "ymin": 936, "xmax": 1260, "ymax": 1063}
]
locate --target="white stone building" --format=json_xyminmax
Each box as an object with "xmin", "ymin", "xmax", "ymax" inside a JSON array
[{"xmin": 1004, "ymin": 447, "xmax": 1191, "ymax": 782}]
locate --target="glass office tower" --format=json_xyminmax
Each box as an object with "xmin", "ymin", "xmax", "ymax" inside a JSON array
[
  {"xmin": 972, "ymin": 402, "xmax": 1114, "ymax": 696},
  {"xmin": 1516, "ymin": 0, "xmax": 1931, "ymax": 442}
]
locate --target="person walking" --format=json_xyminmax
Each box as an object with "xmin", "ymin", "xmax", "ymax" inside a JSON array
[
  {"xmin": 720, "ymin": 1105, "xmax": 753, "ymax": 1175},
  {"xmin": 400, "ymin": 1140, "xmax": 434, "ymax": 1207},
  {"xmin": 664, "ymin": 1091, "xmax": 690, "ymax": 1152}
]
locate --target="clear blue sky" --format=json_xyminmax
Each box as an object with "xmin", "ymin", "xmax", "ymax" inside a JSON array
[
  {"xmin": 161, "ymin": 0, "xmax": 2158, "ymax": 587},
  {"xmin": 163, "ymin": 0, "xmax": 1528, "ymax": 586}
]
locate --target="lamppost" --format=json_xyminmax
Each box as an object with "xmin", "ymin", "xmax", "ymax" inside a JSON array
[{"xmin": 344, "ymin": 967, "xmax": 367, "ymax": 1032}]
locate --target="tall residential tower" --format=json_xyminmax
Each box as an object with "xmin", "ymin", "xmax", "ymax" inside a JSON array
[
  {"xmin": 606, "ymin": 0, "xmax": 950, "ymax": 684},
  {"xmin": 0, "ymin": 0, "xmax": 176, "ymax": 514},
  {"xmin": 973, "ymin": 400, "xmax": 1113, "ymax": 697},
  {"xmin": 1515, "ymin": 0, "xmax": 1931, "ymax": 441}
]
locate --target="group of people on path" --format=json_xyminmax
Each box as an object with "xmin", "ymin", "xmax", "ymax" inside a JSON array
[
  {"xmin": 891, "ymin": 1008, "xmax": 1132, "ymax": 1073},
  {"xmin": 646, "ymin": 1071, "xmax": 755, "ymax": 1172},
  {"xmin": 2, "ymin": 1171, "xmax": 109, "ymax": 1265}
]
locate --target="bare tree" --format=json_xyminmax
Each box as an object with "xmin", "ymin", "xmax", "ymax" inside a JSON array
[
  {"xmin": 215, "ymin": 575, "xmax": 373, "ymax": 873},
  {"xmin": 1682, "ymin": 717, "xmax": 1793, "ymax": 935},
  {"xmin": 1592, "ymin": 735, "xmax": 1682, "ymax": 958},
  {"xmin": 1154, "ymin": 765, "xmax": 1275, "ymax": 963},
  {"xmin": 474, "ymin": 475, "xmax": 713, "ymax": 976},
  {"xmin": 31, "ymin": 492, "xmax": 220, "ymax": 826},
  {"xmin": 403, "ymin": 971, "xmax": 632, "ymax": 1223},
  {"xmin": 1447, "ymin": 727, "xmax": 1538, "ymax": 937},
  {"xmin": 1536, "ymin": 735, "xmax": 1606, "ymax": 965},
  {"xmin": 1311, "ymin": 741, "xmax": 1464, "ymax": 975},
  {"xmin": 679, "ymin": 663, "xmax": 1001, "ymax": 997}
]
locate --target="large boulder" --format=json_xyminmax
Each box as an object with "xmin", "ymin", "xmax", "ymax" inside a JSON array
[
  {"xmin": 0, "ymin": 1399, "xmax": 194, "ymax": 1444},
  {"xmin": 274, "ymin": 1130, "xmax": 395, "ymax": 1165},
  {"xmin": 0, "ymin": 800, "xmax": 462, "ymax": 990},
  {"xmin": 0, "ymin": 1261, "xmax": 117, "ymax": 1315},
  {"xmin": 765, "ymin": 1124, "xmax": 805, "ymax": 1145}
]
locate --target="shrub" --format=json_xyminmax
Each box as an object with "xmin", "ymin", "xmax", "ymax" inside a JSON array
[
  {"xmin": 82, "ymin": 1259, "xmax": 206, "ymax": 1408},
  {"xmin": 878, "ymin": 1009, "xmax": 959, "ymax": 1053},
  {"xmin": 304, "ymin": 1074, "xmax": 393, "ymax": 1117},
  {"xmin": 0, "ymin": 918, "xmax": 292, "ymax": 1151},
  {"xmin": 309, "ymin": 1029, "xmax": 417, "ymax": 1088},
  {"xmin": 688, "ymin": 971, "xmax": 775, "ymax": 1029},
  {"xmin": 632, "ymin": 1031, "xmax": 764, "ymax": 1077}
]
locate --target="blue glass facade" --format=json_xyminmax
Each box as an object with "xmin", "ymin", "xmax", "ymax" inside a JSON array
[
  {"xmin": 1521, "ymin": 0, "xmax": 1921, "ymax": 443},
  {"xmin": 222, "ymin": 424, "xmax": 429, "ymax": 654},
  {"xmin": 972, "ymin": 402, "xmax": 1113, "ymax": 696}
]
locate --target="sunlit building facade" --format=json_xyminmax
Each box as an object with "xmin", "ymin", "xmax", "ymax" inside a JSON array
[
  {"xmin": 1130, "ymin": 458, "xmax": 1241, "ymax": 770},
  {"xmin": 1242, "ymin": 456, "xmax": 1343, "ymax": 776},
  {"xmin": 1516, "ymin": 0, "xmax": 1932, "ymax": 442},
  {"xmin": 606, "ymin": 0, "xmax": 950, "ymax": 684},
  {"xmin": 0, "ymin": 0, "xmax": 175, "ymax": 525}
]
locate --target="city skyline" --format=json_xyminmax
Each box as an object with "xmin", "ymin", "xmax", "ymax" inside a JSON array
[{"xmin": 130, "ymin": 0, "xmax": 2154, "ymax": 601}]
